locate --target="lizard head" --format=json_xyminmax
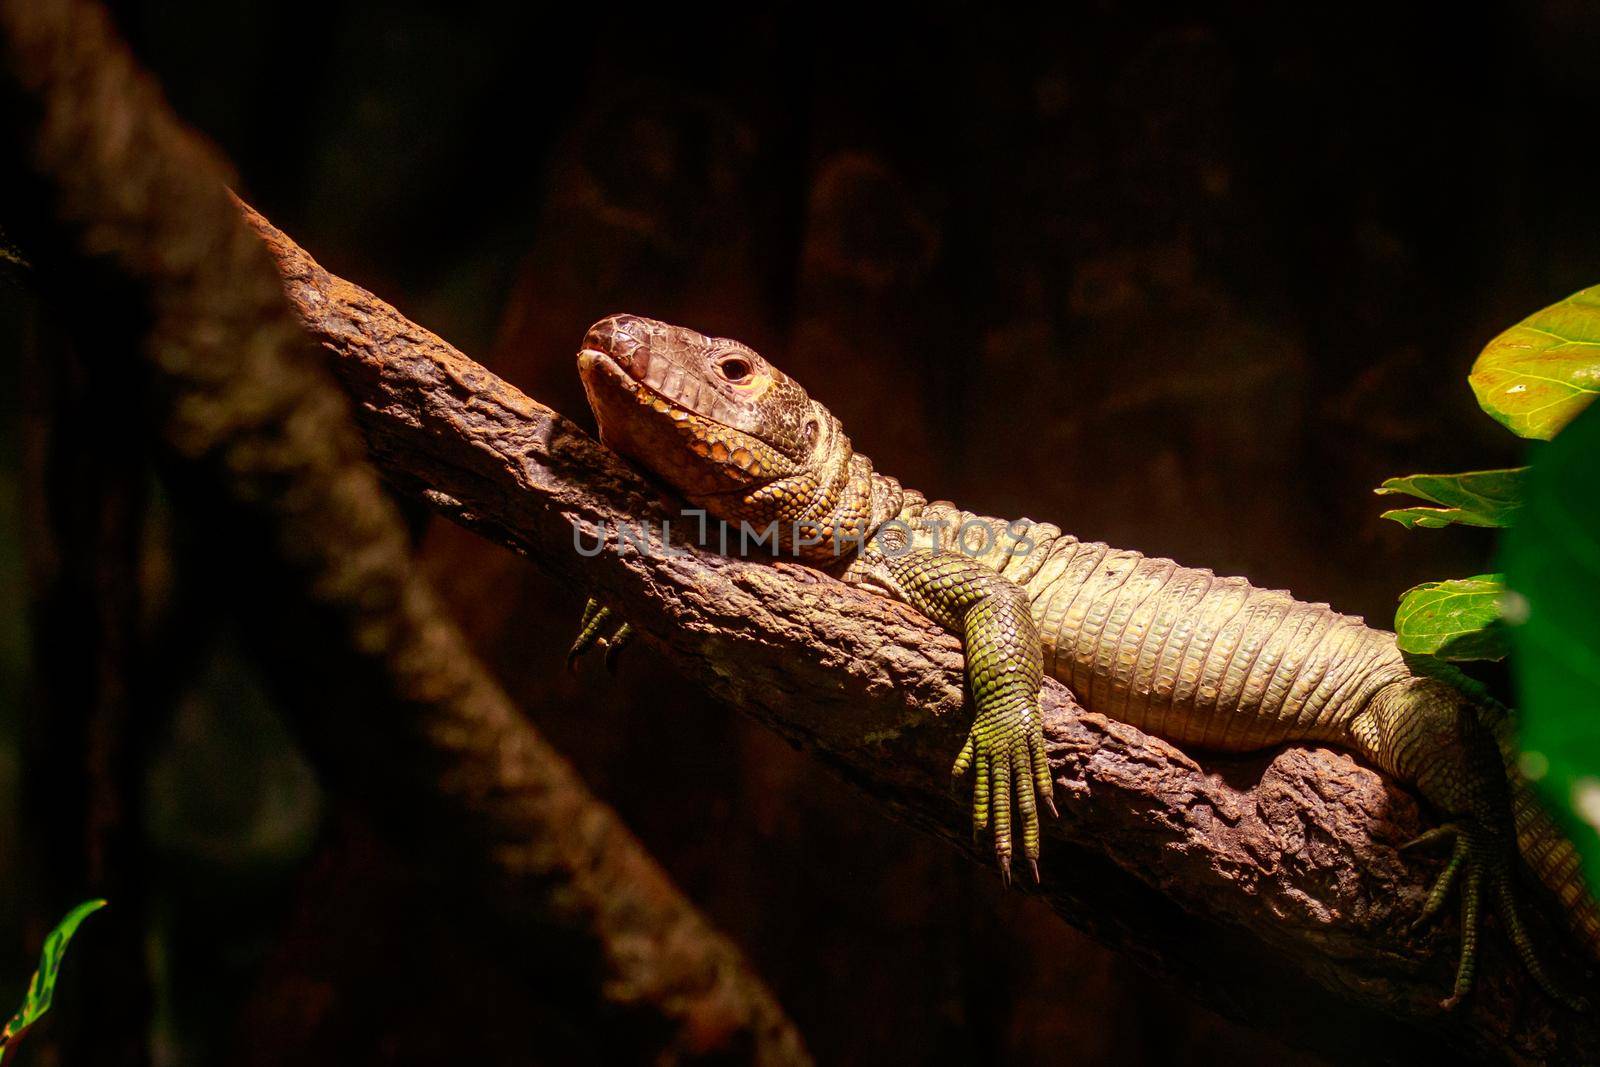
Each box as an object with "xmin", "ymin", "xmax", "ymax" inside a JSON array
[{"xmin": 577, "ymin": 313, "xmax": 840, "ymax": 502}]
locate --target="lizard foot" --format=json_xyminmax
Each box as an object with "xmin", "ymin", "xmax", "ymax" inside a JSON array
[
  {"xmin": 567, "ymin": 598, "xmax": 634, "ymax": 673},
  {"xmin": 1403, "ymin": 820, "xmax": 1586, "ymax": 1012},
  {"xmin": 951, "ymin": 702, "xmax": 1056, "ymax": 886}
]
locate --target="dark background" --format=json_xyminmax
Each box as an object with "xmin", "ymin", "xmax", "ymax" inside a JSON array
[{"xmin": 3, "ymin": 1, "xmax": 1599, "ymax": 1063}]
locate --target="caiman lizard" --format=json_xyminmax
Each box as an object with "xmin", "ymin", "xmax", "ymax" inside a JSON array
[{"xmin": 570, "ymin": 312, "xmax": 1597, "ymax": 1010}]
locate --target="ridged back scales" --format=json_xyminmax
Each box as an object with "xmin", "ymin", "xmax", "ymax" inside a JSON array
[{"xmin": 892, "ymin": 497, "xmax": 1600, "ymax": 955}]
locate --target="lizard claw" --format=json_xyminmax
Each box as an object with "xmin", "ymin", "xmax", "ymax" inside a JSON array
[
  {"xmin": 568, "ymin": 599, "xmax": 635, "ymax": 673},
  {"xmin": 1400, "ymin": 824, "xmax": 1458, "ymax": 855},
  {"xmin": 603, "ymin": 622, "xmax": 634, "ymax": 673},
  {"xmin": 952, "ymin": 702, "xmax": 1051, "ymax": 886},
  {"xmin": 1406, "ymin": 818, "xmax": 1584, "ymax": 1012},
  {"xmin": 568, "ymin": 598, "xmax": 610, "ymax": 672}
]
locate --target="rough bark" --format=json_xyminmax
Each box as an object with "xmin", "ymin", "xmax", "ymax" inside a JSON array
[
  {"xmin": 245, "ymin": 201, "xmax": 1600, "ymax": 1065},
  {"xmin": 0, "ymin": 1, "xmax": 808, "ymax": 1062}
]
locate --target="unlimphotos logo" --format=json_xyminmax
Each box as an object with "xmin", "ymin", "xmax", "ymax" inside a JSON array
[{"xmin": 573, "ymin": 510, "xmax": 1039, "ymax": 561}]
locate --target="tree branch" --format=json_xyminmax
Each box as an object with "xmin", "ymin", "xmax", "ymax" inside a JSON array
[{"xmin": 244, "ymin": 201, "xmax": 1598, "ymax": 1065}]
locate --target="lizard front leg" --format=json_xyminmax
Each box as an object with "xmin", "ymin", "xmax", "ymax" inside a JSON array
[
  {"xmin": 567, "ymin": 597, "xmax": 634, "ymax": 672},
  {"xmin": 862, "ymin": 547, "xmax": 1057, "ymax": 882}
]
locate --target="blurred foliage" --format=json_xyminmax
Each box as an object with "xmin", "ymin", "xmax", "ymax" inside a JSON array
[
  {"xmin": 0, "ymin": 900, "xmax": 105, "ymax": 1063},
  {"xmin": 1505, "ymin": 403, "xmax": 1600, "ymax": 889},
  {"xmin": 142, "ymin": 623, "xmax": 324, "ymax": 1065},
  {"xmin": 1470, "ymin": 283, "xmax": 1600, "ymax": 440}
]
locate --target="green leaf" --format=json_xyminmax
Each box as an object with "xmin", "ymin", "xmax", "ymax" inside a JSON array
[
  {"xmin": 1470, "ymin": 283, "xmax": 1600, "ymax": 439},
  {"xmin": 1393, "ymin": 575, "xmax": 1509, "ymax": 661},
  {"xmin": 1504, "ymin": 401, "xmax": 1600, "ymax": 892},
  {"xmin": 0, "ymin": 900, "xmax": 106, "ymax": 1062},
  {"xmin": 1376, "ymin": 467, "xmax": 1527, "ymax": 529}
]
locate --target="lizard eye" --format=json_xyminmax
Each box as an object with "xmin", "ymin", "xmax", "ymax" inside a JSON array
[{"xmin": 716, "ymin": 355, "xmax": 754, "ymax": 383}]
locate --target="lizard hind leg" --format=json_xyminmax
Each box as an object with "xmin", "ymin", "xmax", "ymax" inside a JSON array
[{"xmin": 1359, "ymin": 679, "xmax": 1584, "ymax": 1011}]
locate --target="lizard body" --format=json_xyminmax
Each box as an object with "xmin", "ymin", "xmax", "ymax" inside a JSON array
[{"xmin": 574, "ymin": 313, "xmax": 1597, "ymax": 1007}]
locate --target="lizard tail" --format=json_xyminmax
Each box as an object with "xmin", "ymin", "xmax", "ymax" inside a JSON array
[{"xmin": 1490, "ymin": 712, "xmax": 1600, "ymax": 960}]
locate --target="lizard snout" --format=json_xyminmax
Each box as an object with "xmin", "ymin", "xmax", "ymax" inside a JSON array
[{"xmin": 582, "ymin": 313, "xmax": 652, "ymax": 372}]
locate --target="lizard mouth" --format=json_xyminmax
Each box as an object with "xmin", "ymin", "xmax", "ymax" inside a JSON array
[
  {"xmin": 580, "ymin": 348, "xmax": 702, "ymax": 427},
  {"xmin": 578, "ymin": 316, "xmax": 777, "ymax": 432}
]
